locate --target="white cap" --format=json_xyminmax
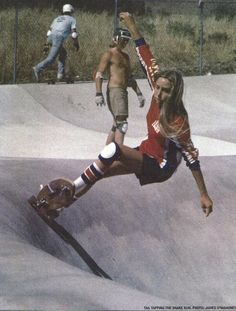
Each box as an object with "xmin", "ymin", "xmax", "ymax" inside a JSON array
[{"xmin": 62, "ymin": 4, "xmax": 74, "ymax": 13}]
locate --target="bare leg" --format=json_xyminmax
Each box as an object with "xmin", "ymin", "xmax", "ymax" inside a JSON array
[
  {"xmin": 106, "ymin": 126, "xmax": 125, "ymax": 145},
  {"xmin": 106, "ymin": 122, "xmax": 116, "ymax": 145},
  {"xmin": 106, "ymin": 131, "xmax": 115, "ymax": 145},
  {"xmin": 103, "ymin": 144, "xmax": 143, "ymax": 177},
  {"xmin": 114, "ymin": 129, "xmax": 124, "ymax": 144},
  {"xmin": 113, "ymin": 115, "xmax": 127, "ymax": 145},
  {"xmin": 73, "ymin": 143, "xmax": 143, "ymax": 200}
]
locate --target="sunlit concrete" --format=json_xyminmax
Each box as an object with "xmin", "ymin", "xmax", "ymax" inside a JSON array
[{"xmin": 0, "ymin": 74, "xmax": 235, "ymax": 309}]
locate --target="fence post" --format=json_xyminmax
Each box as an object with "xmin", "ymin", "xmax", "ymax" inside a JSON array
[
  {"xmin": 114, "ymin": 0, "xmax": 119, "ymax": 31},
  {"xmin": 13, "ymin": 0, "xmax": 19, "ymax": 84},
  {"xmin": 198, "ymin": 0, "xmax": 204, "ymax": 75}
]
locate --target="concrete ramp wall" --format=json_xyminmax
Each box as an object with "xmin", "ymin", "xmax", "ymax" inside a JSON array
[{"xmin": 0, "ymin": 75, "xmax": 235, "ymax": 309}]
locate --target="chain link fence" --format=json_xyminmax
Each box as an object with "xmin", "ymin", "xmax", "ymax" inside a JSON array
[{"xmin": 0, "ymin": 0, "xmax": 235, "ymax": 84}]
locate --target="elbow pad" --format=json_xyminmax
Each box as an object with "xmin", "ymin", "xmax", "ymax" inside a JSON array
[
  {"xmin": 95, "ymin": 71, "xmax": 104, "ymax": 80},
  {"xmin": 72, "ymin": 32, "xmax": 78, "ymax": 39}
]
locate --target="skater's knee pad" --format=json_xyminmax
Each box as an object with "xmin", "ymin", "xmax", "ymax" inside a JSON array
[
  {"xmin": 98, "ymin": 142, "xmax": 121, "ymax": 165},
  {"xmin": 116, "ymin": 121, "xmax": 128, "ymax": 134}
]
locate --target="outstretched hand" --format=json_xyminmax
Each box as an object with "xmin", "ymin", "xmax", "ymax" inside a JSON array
[
  {"xmin": 119, "ymin": 12, "xmax": 135, "ymax": 25},
  {"xmin": 200, "ymin": 194, "xmax": 213, "ymax": 217},
  {"xmin": 119, "ymin": 12, "xmax": 142, "ymax": 40}
]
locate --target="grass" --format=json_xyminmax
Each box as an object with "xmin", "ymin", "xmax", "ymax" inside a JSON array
[{"xmin": 0, "ymin": 8, "xmax": 235, "ymax": 84}]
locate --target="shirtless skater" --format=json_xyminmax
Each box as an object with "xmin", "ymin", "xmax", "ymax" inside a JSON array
[{"xmin": 95, "ymin": 28, "xmax": 145, "ymax": 145}]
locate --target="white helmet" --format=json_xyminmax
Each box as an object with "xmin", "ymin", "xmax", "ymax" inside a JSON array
[{"xmin": 62, "ymin": 4, "xmax": 74, "ymax": 14}]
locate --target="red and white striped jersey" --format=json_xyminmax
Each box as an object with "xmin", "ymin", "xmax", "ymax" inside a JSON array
[{"xmin": 135, "ymin": 38, "xmax": 200, "ymax": 171}]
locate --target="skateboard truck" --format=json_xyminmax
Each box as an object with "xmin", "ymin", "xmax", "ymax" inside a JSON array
[
  {"xmin": 28, "ymin": 178, "xmax": 75, "ymax": 218},
  {"xmin": 28, "ymin": 195, "xmax": 50, "ymax": 216}
]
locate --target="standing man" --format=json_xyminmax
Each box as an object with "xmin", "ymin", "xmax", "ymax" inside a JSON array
[
  {"xmin": 95, "ymin": 28, "xmax": 145, "ymax": 145},
  {"xmin": 33, "ymin": 4, "xmax": 79, "ymax": 82}
]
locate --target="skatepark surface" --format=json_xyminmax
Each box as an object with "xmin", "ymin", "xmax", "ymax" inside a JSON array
[{"xmin": 0, "ymin": 74, "xmax": 236, "ymax": 310}]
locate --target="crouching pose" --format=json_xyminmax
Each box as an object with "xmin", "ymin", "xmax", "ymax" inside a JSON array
[
  {"xmin": 32, "ymin": 4, "xmax": 79, "ymax": 82},
  {"xmin": 33, "ymin": 12, "xmax": 213, "ymax": 218}
]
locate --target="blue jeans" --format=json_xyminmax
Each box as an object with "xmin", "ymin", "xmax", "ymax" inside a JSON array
[{"xmin": 35, "ymin": 34, "xmax": 67, "ymax": 76}]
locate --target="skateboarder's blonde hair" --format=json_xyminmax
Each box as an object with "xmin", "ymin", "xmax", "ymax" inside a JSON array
[{"xmin": 156, "ymin": 69, "xmax": 189, "ymax": 140}]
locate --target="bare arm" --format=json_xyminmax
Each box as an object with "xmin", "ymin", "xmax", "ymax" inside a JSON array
[
  {"xmin": 95, "ymin": 51, "xmax": 111, "ymax": 93},
  {"xmin": 191, "ymin": 169, "xmax": 213, "ymax": 217},
  {"xmin": 127, "ymin": 76, "xmax": 145, "ymax": 107},
  {"xmin": 94, "ymin": 51, "xmax": 111, "ymax": 106}
]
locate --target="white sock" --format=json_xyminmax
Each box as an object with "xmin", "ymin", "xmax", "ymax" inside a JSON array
[
  {"xmin": 73, "ymin": 176, "xmax": 87, "ymax": 192},
  {"xmin": 73, "ymin": 162, "xmax": 104, "ymax": 193}
]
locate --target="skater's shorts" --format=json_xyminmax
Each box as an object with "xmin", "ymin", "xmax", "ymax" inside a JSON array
[
  {"xmin": 134, "ymin": 150, "xmax": 178, "ymax": 186},
  {"xmin": 106, "ymin": 87, "xmax": 128, "ymax": 118}
]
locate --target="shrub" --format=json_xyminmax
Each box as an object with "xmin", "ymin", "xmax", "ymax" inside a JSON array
[
  {"xmin": 1, "ymin": 7, "xmax": 235, "ymax": 83},
  {"xmin": 214, "ymin": 4, "xmax": 236, "ymax": 21},
  {"xmin": 166, "ymin": 20, "xmax": 195, "ymax": 39},
  {"xmin": 208, "ymin": 32, "xmax": 229, "ymax": 44}
]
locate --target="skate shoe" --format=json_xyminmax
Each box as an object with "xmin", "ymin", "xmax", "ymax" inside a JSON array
[{"xmin": 57, "ymin": 73, "xmax": 64, "ymax": 81}]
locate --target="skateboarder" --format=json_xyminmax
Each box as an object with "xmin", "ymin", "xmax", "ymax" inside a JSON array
[
  {"xmin": 32, "ymin": 4, "xmax": 80, "ymax": 82},
  {"xmin": 95, "ymin": 27, "xmax": 145, "ymax": 145},
  {"xmin": 31, "ymin": 12, "xmax": 213, "ymax": 219}
]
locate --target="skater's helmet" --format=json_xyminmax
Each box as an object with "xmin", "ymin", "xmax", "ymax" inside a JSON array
[
  {"xmin": 63, "ymin": 4, "xmax": 74, "ymax": 14},
  {"xmin": 113, "ymin": 28, "xmax": 131, "ymax": 43}
]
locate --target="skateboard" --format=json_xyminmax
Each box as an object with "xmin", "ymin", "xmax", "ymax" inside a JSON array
[
  {"xmin": 45, "ymin": 75, "xmax": 80, "ymax": 85},
  {"xmin": 27, "ymin": 178, "xmax": 112, "ymax": 279},
  {"xmin": 28, "ymin": 178, "xmax": 75, "ymax": 218}
]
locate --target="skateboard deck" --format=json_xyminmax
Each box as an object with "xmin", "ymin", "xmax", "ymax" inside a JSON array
[
  {"xmin": 28, "ymin": 185, "xmax": 112, "ymax": 279},
  {"xmin": 45, "ymin": 75, "xmax": 80, "ymax": 84}
]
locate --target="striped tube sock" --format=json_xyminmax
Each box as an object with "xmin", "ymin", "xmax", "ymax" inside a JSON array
[{"xmin": 73, "ymin": 162, "xmax": 104, "ymax": 193}]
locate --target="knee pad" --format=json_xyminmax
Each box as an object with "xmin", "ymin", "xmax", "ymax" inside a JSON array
[
  {"xmin": 98, "ymin": 142, "xmax": 121, "ymax": 165},
  {"xmin": 116, "ymin": 121, "xmax": 128, "ymax": 134}
]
